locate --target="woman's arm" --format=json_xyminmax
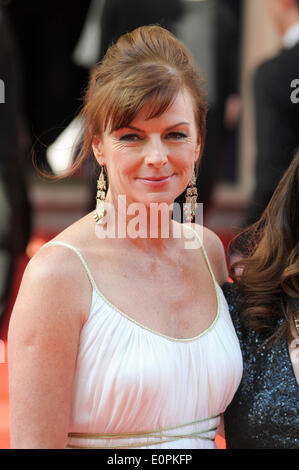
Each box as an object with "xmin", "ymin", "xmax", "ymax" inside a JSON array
[{"xmin": 8, "ymin": 246, "xmax": 91, "ymax": 448}]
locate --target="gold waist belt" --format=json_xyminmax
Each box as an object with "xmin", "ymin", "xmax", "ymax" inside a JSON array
[{"xmin": 66, "ymin": 414, "xmax": 220, "ymax": 449}]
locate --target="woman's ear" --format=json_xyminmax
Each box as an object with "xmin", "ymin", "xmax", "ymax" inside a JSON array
[{"xmin": 92, "ymin": 136, "xmax": 105, "ymax": 166}]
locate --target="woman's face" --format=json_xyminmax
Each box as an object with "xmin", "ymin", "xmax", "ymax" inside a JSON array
[{"xmin": 92, "ymin": 88, "xmax": 200, "ymax": 209}]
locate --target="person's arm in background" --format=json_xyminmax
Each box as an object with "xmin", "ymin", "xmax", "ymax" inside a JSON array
[{"xmin": 246, "ymin": 58, "xmax": 296, "ymax": 225}]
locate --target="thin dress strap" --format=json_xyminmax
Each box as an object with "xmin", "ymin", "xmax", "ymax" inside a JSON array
[
  {"xmin": 39, "ymin": 241, "xmax": 99, "ymax": 293},
  {"xmin": 181, "ymin": 224, "xmax": 220, "ymax": 335},
  {"xmin": 182, "ymin": 224, "xmax": 218, "ymax": 286}
]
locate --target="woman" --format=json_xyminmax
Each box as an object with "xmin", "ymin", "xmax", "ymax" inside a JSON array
[
  {"xmin": 223, "ymin": 150, "xmax": 299, "ymax": 449},
  {"xmin": 8, "ymin": 25, "xmax": 242, "ymax": 449}
]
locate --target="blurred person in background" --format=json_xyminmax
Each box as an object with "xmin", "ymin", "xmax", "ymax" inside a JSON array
[
  {"xmin": 5, "ymin": 0, "xmax": 91, "ymax": 172},
  {"xmin": 99, "ymin": 0, "xmax": 184, "ymax": 60},
  {"xmin": 0, "ymin": 5, "xmax": 32, "ymax": 325},
  {"xmin": 245, "ymin": 0, "xmax": 299, "ymax": 226},
  {"xmin": 173, "ymin": 0, "xmax": 241, "ymax": 216}
]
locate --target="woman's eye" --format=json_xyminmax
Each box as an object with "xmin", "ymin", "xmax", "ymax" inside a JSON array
[
  {"xmin": 166, "ymin": 132, "xmax": 188, "ymax": 140},
  {"xmin": 119, "ymin": 134, "xmax": 142, "ymax": 142}
]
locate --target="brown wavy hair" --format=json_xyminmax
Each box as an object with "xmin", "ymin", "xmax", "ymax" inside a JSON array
[
  {"xmin": 229, "ymin": 149, "xmax": 299, "ymax": 344},
  {"xmin": 35, "ymin": 25, "xmax": 207, "ymax": 181}
]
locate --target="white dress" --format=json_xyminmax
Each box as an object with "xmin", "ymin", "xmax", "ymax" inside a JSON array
[{"xmin": 40, "ymin": 225, "xmax": 243, "ymax": 449}]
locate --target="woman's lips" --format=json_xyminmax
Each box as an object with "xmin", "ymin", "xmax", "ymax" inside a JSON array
[{"xmin": 136, "ymin": 174, "xmax": 174, "ymax": 185}]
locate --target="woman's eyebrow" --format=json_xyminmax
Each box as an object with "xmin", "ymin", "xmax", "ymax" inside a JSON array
[
  {"xmin": 165, "ymin": 121, "xmax": 190, "ymax": 130},
  {"xmin": 120, "ymin": 125, "xmax": 144, "ymax": 132},
  {"xmin": 130, "ymin": 121, "xmax": 190, "ymax": 131},
  {"xmin": 114, "ymin": 121, "xmax": 190, "ymax": 134}
]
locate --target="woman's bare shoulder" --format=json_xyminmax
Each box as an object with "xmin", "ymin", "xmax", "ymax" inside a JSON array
[
  {"xmin": 14, "ymin": 214, "xmax": 96, "ymax": 327},
  {"xmin": 190, "ymin": 223, "xmax": 228, "ymax": 286},
  {"xmin": 20, "ymin": 244, "xmax": 90, "ymax": 323},
  {"xmin": 30, "ymin": 211, "xmax": 91, "ymax": 271}
]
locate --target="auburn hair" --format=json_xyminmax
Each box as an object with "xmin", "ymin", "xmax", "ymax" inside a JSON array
[
  {"xmin": 37, "ymin": 25, "xmax": 207, "ymax": 180},
  {"xmin": 229, "ymin": 149, "xmax": 299, "ymax": 344}
]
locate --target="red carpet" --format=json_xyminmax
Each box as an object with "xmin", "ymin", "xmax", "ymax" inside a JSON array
[{"xmin": 0, "ymin": 230, "xmax": 232, "ymax": 449}]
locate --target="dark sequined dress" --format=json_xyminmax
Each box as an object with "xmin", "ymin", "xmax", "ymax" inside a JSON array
[{"xmin": 222, "ymin": 282, "xmax": 299, "ymax": 449}]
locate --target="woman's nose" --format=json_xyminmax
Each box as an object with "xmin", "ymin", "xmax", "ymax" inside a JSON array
[{"xmin": 144, "ymin": 137, "xmax": 168, "ymax": 167}]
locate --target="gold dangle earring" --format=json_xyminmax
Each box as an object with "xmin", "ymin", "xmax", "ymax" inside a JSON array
[
  {"xmin": 93, "ymin": 166, "xmax": 107, "ymax": 225},
  {"xmin": 184, "ymin": 167, "xmax": 198, "ymax": 223}
]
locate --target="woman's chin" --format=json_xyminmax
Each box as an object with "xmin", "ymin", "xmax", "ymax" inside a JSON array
[{"xmin": 140, "ymin": 194, "xmax": 176, "ymax": 209}]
